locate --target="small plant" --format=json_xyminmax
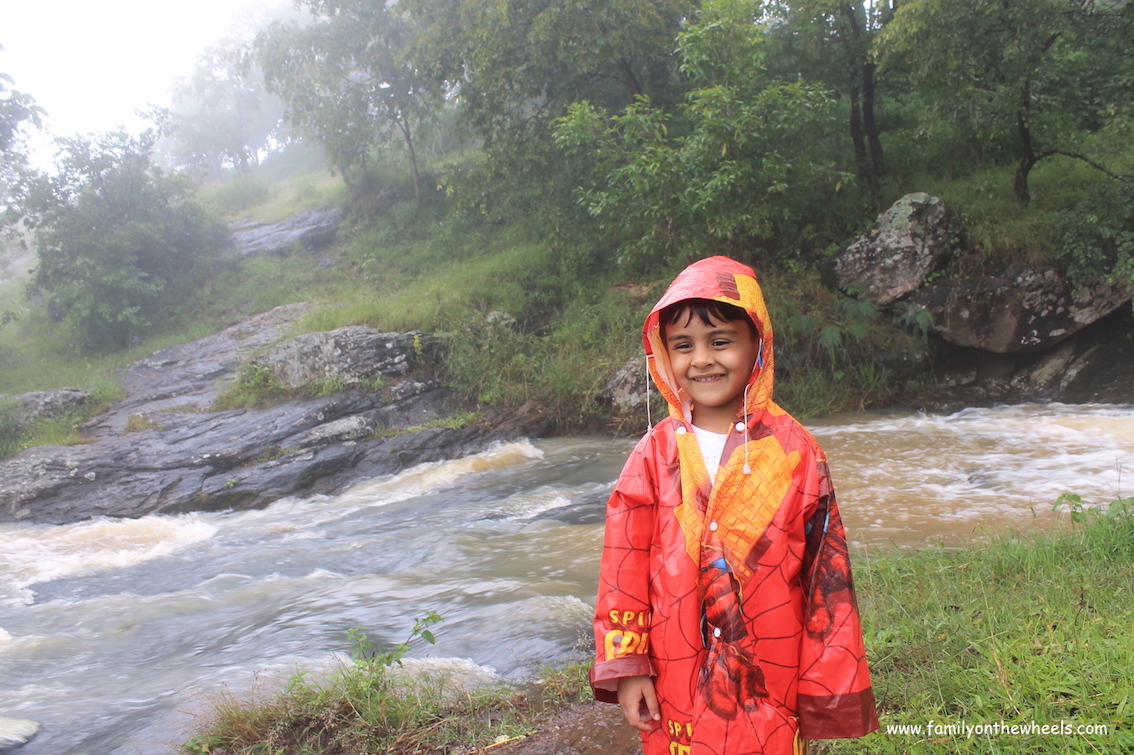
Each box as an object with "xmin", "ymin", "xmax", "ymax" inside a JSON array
[
  {"xmin": 123, "ymin": 413, "xmax": 162, "ymax": 433},
  {"xmin": 211, "ymin": 363, "xmax": 289, "ymax": 411},
  {"xmin": 358, "ymin": 610, "xmax": 443, "ymax": 668},
  {"xmin": 1053, "ymin": 490, "xmax": 1133, "ymax": 523}
]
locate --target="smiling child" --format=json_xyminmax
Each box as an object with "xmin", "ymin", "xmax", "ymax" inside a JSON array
[{"xmin": 591, "ymin": 256, "xmax": 879, "ymax": 754}]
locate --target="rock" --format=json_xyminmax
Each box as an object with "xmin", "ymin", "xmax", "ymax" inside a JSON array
[
  {"xmin": 598, "ymin": 358, "xmax": 649, "ymax": 414},
  {"xmin": 251, "ymin": 328, "xmax": 442, "ymax": 390},
  {"xmin": 0, "ymin": 382, "xmax": 530, "ymax": 524},
  {"xmin": 920, "ymin": 305, "xmax": 1134, "ymax": 409},
  {"xmin": 908, "ymin": 263, "xmax": 1131, "ymax": 354},
  {"xmin": 85, "ymin": 302, "xmax": 312, "ymax": 437},
  {"xmin": 1, "ymin": 388, "xmax": 92, "ymax": 429},
  {"xmin": 228, "ymin": 206, "xmax": 345, "ymax": 258},
  {"xmin": 0, "ymin": 308, "xmax": 541, "ymax": 526},
  {"xmin": 826, "ymin": 192, "xmax": 952, "ymax": 304}
]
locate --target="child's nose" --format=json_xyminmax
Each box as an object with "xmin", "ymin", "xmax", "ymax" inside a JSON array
[{"xmin": 692, "ymin": 343, "xmax": 714, "ymax": 365}]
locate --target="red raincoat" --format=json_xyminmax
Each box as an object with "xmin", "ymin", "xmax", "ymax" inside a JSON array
[{"xmin": 591, "ymin": 257, "xmax": 879, "ymax": 754}]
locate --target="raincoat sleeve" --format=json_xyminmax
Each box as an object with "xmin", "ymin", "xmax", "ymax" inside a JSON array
[
  {"xmin": 590, "ymin": 434, "xmax": 659, "ymax": 703},
  {"xmin": 796, "ymin": 454, "xmax": 880, "ymax": 739}
]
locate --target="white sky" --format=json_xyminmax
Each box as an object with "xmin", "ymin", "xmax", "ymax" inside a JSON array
[{"xmin": 2, "ymin": 0, "xmax": 277, "ymax": 159}]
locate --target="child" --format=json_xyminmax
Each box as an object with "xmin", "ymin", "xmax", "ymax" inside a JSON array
[{"xmin": 592, "ymin": 256, "xmax": 879, "ymax": 755}]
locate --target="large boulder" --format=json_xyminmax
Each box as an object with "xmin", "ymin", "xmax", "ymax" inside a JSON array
[
  {"xmin": 908, "ymin": 263, "xmax": 1131, "ymax": 354},
  {"xmin": 924, "ymin": 307, "xmax": 1134, "ymax": 408},
  {"xmin": 1, "ymin": 388, "xmax": 92, "ymax": 430},
  {"xmin": 250, "ymin": 327, "xmax": 443, "ymax": 390},
  {"xmin": 826, "ymin": 192, "xmax": 952, "ymax": 304},
  {"xmin": 229, "ymin": 206, "xmax": 345, "ymax": 258}
]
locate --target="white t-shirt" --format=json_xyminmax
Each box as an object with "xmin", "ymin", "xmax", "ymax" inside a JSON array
[{"xmin": 691, "ymin": 425, "xmax": 728, "ymax": 485}]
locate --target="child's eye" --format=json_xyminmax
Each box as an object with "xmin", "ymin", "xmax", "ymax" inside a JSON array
[{"xmin": 712, "ymin": 339, "xmax": 732, "ymax": 347}]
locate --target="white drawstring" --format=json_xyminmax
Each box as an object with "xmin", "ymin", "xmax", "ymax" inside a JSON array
[
  {"xmin": 645, "ymin": 354, "xmax": 653, "ymax": 431},
  {"xmin": 742, "ymin": 383, "xmax": 752, "ymax": 475}
]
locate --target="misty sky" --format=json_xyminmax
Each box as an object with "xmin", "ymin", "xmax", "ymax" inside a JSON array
[{"xmin": 3, "ymin": 0, "xmax": 275, "ymax": 152}]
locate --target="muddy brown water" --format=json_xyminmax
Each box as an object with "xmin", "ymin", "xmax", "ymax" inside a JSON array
[{"xmin": 0, "ymin": 402, "xmax": 1130, "ymax": 754}]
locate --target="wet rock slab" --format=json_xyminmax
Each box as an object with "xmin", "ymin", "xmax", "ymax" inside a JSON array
[{"xmin": 0, "ymin": 304, "xmax": 542, "ymax": 525}]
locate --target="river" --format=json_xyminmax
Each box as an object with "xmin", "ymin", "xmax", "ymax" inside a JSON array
[{"xmin": 1, "ymin": 402, "xmax": 1131, "ymax": 755}]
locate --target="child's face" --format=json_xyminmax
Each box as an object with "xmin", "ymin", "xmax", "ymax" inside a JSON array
[{"xmin": 664, "ymin": 311, "xmax": 760, "ymax": 432}]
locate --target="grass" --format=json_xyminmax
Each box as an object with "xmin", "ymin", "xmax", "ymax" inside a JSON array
[
  {"xmin": 0, "ymin": 380, "xmax": 122, "ymax": 459},
  {"xmin": 181, "ymin": 499, "xmax": 1133, "ymax": 755},
  {"xmin": 181, "ymin": 618, "xmax": 593, "ymax": 755},
  {"xmin": 824, "ymin": 496, "xmax": 1134, "ymax": 754}
]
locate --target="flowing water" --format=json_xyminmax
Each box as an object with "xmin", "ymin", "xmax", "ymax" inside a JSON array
[{"xmin": 1, "ymin": 402, "xmax": 1131, "ymax": 755}]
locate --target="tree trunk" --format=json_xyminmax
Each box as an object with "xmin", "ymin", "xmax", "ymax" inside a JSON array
[
  {"xmin": 1014, "ymin": 81, "xmax": 1036, "ymax": 204},
  {"xmin": 398, "ymin": 115, "xmax": 421, "ymax": 205},
  {"xmin": 862, "ymin": 60, "xmax": 885, "ymax": 179}
]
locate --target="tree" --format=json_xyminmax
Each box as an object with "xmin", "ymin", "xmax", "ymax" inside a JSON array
[
  {"xmin": 877, "ymin": 0, "xmax": 1134, "ymax": 203},
  {"xmin": 5, "ymin": 129, "xmax": 226, "ymax": 350},
  {"xmin": 766, "ymin": 1, "xmax": 896, "ymax": 205},
  {"xmin": 1, "ymin": 60, "xmax": 45, "ymax": 208},
  {"xmin": 555, "ymin": 0, "xmax": 846, "ymax": 268},
  {"xmin": 256, "ymin": 0, "xmax": 439, "ymax": 199},
  {"xmin": 403, "ymin": 0, "xmax": 695, "ymax": 216},
  {"xmin": 166, "ymin": 40, "xmax": 286, "ymax": 177}
]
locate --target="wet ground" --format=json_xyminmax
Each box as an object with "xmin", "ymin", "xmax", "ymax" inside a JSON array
[{"xmin": 488, "ymin": 703, "xmax": 641, "ymax": 755}]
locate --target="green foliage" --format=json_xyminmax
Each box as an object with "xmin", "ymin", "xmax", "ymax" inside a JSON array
[
  {"xmin": 1054, "ymin": 181, "xmax": 1134, "ymax": 286},
  {"xmin": 6, "ymin": 129, "xmax": 227, "ymax": 351},
  {"xmin": 211, "ymin": 362, "xmax": 289, "ymax": 411},
  {"xmin": 824, "ymin": 501, "xmax": 1134, "ymax": 754},
  {"xmin": 0, "ymin": 396, "xmax": 20, "ymax": 459},
  {"xmin": 0, "ymin": 381, "xmax": 121, "ymax": 460},
  {"xmin": 352, "ymin": 611, "xmax": 443, "ymax": 667},
  {"xmin": 1053, "ymin": 491, "xmax": 1134, "ymax": 525},
  {"xmin": 443, "ymin": 279, "xmax": 642, "ymax": 429},
  {"xmin": 554, "ymin": 0, "xmax": 849, "ymax": 268},
  {"xmin": 255, "ymin": 0, "xmax": 440, "ymax": 198},
  {"xmin": 199, "ymin": 174, "xmax": 273, "ymax": 215},
  {"xmin": 181, "ymin": 612, "xmax": 545, "ymax": 755},
  {"xmin": 876, "ymin": 0, "xmax": 1134, "ymax": 203},
  {"xmin": 0, "ymin": 69, "xmax": 44, "ymax": 154},
  {"xmin": 765, "ymin": 266, "xmax": 925, "ymax": 416},
  {"xmin": 164, "ymin": 39, "xmax": 286, "ymax": 176}
]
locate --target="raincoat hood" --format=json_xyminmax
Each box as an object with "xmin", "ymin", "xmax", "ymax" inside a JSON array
[{"xmin": 644, "ymin": 256, "xmax": 775, "ymax": 423}]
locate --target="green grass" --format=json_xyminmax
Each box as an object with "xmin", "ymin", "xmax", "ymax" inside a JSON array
[
  {"xmin": 0, "ymin": 380, "xmax": 123, "ymax": 459},
  {"xmin": 181, "ymin": 618, "xmax": 593, "ymax": 755},
  {"xmin": 824, "ymin": 498, "xmax": 1134, "ymax": 754}
]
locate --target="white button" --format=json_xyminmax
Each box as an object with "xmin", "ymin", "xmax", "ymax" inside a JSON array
[
  {"xmin": 713, "ymin": 627, "xmax": 722, "ymax": 638},
  {"xmin": 735, "ymin": 422, "xmax": 745, "ymax": 432},
  {"xmin": 709, "ymin": 521, "xmax": 718, "ymax": 531},
  {"xmin": 676, "ymin": 426, "xmax": 687, "ymax": 435}
]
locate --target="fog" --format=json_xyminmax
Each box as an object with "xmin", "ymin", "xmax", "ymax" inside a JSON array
[{"xmin": 1, "ymin": 1, "xmax": 279, "ymax": 161}]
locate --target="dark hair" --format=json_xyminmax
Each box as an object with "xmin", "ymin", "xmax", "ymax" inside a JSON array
[{"xmin": 659, "ymin": 298, "xmax": 758, "ymax": 339}]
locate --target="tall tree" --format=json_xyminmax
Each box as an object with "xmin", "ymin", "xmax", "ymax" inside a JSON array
[
  {"xmin": 767, "ymin": 1, "xmax": 896, "ymax": 205},
  {"xmin": 878, "ymin": 0, "xmax": 1134, "ymax": 203},
  {"xmin": 0, "ymin": 61, "xmax": 44, "ymax": 208},
  {"xmin": 403, "ymin": 0, "xmax": 696, "ymax": 215},
  {"xmin": 555, "ymin": 0, "xmax": 846, "ymax": 268},
  {"xmin": 256, "ymin": 0, "xmax": 438, "ymax": 199},
  {"xmin": 5, "ymin": 129, "xmax": 226, "ymax": 350},
  {"xmin": 167, "ymin": 40, "xmax": 286, "ymax": 176}
]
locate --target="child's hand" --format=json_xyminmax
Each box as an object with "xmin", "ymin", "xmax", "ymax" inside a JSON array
[{"xmin": 616, "ymin": 675, "xmax": 661, "ymax": 731}]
